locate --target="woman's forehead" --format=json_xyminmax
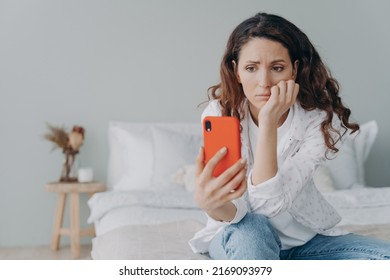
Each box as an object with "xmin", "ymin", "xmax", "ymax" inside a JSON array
[{"xmin": 238, "ymin": 37, "xmax": 290, "ymax": 62}]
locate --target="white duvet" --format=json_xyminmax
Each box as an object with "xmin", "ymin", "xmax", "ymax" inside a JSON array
[
  {"xmin": 88, "ymin": 189, "xmax": 206, "ymax": 235},
  {"xmin": 88, "ymin": 186, "xmax": 390, "ymax": 236},
  {"xmin": 323, "ymin": 186, "xmax": 390, "ymax": 226}
]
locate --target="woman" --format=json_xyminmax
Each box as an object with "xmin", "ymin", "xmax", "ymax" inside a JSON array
[{"xmin": 189, "ymin": 12, "xmax": 390, "ymax": 260}]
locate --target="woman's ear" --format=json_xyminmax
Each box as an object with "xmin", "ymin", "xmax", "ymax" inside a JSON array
[
  {"xmin": 292, "ymin": 60, "xmax": 299, "ymax": 80},
  {"xmin": 232, "ymin": 60, "xmax": 241, "ymax": 83}
]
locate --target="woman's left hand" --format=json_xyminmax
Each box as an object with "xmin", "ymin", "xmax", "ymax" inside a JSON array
[{"xmin": 259, "ymin": 79, "xmax": 299, "ymax": 126}]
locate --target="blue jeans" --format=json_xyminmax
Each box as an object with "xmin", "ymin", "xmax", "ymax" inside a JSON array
[{"xmin": 209, "ymin": 213, "xmax": 390, "ymax": 260}]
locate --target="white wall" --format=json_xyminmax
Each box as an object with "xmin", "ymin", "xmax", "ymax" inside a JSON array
[{"xmin": 1, "ymin": 0, "xmax": 389, "ymax": 246}]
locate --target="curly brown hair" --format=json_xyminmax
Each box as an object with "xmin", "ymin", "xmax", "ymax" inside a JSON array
[{"xmin": 208, "ymin": 12, "xmax": 359, "ymax": 153}]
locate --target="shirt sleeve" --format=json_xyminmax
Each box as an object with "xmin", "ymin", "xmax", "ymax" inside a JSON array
[
  {"xmin": 226, "ymin": 196, "xmax": 249, "ymax": 224},
  {"xmin": 201, "ymin": 100, "xmax": 222, "ymax": 121},
  {"xmin": 247, "ymin": 112, "xmax": 342, "ymax": 217},
  {"xmin": 203, "ymin": 196, "xmax": 249, "ymax": 225}
]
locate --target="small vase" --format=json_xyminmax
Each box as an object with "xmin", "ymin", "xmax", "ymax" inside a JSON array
[{"xmin": 60, "ymin": 150, "xmax": 79, "ymax": 182}]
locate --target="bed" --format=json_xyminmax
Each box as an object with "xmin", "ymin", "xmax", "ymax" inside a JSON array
[{"xmin": 87, "ymin": 120, "xmax": 390, "ymax": 259}]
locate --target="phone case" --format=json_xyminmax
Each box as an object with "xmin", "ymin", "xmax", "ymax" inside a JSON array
[{"xmin": 203, "ymin": 116, "xmax": 241, "ymax": 177}]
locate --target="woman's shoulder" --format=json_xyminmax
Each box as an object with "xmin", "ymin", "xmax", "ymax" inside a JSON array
[
  {"xmin": 295, "ymin": 102, "xmax": 324, "ymax": 119},
  {"xmin": 201, "ymin": 100, "xmax": 222, "ymax": 121},
  {"xmin": 295, "ymin": 102, "xmax": 339, "ymax": 124},
  {"xmin": 293, "ymin": 102, "xmax": 342, "ymax": 133}
]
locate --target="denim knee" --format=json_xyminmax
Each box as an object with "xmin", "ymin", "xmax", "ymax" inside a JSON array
[{"xmin": 220, "ymin": 213, "xmax": 281, "ymax": 259}]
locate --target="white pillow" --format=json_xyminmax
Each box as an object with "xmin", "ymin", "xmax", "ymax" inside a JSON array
[
  {"xmin": 325, "ymin": 120, "xmax": 378, "ymax": 189},
  {"xmin": 107, "ymin": 125, "xmax": 153, "ymax": 190},
  {"xmin": 151, "ymin": 126, "xmax": 202, "ymax": 189},
  {"xmin": 107, "ymin": 121, "xmax": 201, "ymax": 191}
]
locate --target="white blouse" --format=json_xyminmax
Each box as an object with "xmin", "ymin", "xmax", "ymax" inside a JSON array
[{"xmin": 189, "ymin": 100, "xmax": 346, "ymax": 254}]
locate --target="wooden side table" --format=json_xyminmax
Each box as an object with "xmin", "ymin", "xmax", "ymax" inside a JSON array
[{"xmin": 45, "ymin": 181, "xmax": 106, "ymax": 258}]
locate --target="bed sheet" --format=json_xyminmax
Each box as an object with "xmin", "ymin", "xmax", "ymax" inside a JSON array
[
  {"xmin": 323, "ymin": 186, "xmax": 390, "ymax": 226},
  {"xmin": 89, "ymin": 187, "xmax": 390, "ymax": 234},
  {"xmin": 88, "ymin": 189, "xmax": 206, "ymax": 235},
  {"xmin": 93, "ymin": 206, "xmax": 206, "ymax": 236},
  {"xmin": 88, "ymin": 187, "xmax": 390, "ymax": 259},
  {"xmin": 90, "ymin": 220, "xmax": 390, "ymax": 260},
  {"xmin": 91, "ymin": 219, "xmax": 209, "ymax": 260}
]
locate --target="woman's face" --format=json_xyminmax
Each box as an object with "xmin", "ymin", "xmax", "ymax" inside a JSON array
[{"xmin": 235, "ymin": 37, "xmax": 298, "ymax": 117}]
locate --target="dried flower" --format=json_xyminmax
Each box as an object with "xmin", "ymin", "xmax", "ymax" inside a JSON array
[
  {"xmin": 44, "ymin": 123, "xmax": 85, "ymax": 154},
  {"xmin": 43, "ymin": 124, "xmax": 69, "ymax": 151},
  {"xmin": 44, "ymin": 123, "xmax": 86, "ymax": 182},
  {"xmin": 68, "ymin": 126, "xmax": 85, "ymax": 152}
]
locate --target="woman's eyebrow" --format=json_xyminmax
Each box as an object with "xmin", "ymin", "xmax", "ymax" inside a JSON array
[
  {"xmin": 271, "ymin": 59, "xmax": 287, "ymax": 63},
  {"xmin": 244, "ymin": 59, "xmax": 287, "ymax": 64},
  {"xmin": 244, "ymin": 60, "xmax": 260, "ymax": 64}
]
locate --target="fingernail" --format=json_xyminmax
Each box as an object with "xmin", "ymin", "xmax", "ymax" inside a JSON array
[
  {"xmin": 220, "ymin": 147, "xmax": 227, "ymax": 154},
  {"xmin": 240, "ymin": 158, "xmax": 247, "ymax": 164}
]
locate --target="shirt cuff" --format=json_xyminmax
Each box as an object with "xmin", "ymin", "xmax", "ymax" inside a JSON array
[
  {"xmin": 224, "ymin": 198, "xmax": 248, "ymax": 225},
  {"xmin": 247, "ymin": 169, "xmax": 283, "ymax": 198},
  {"xmin": 204, "ymin": 197, "xmax": 248, "ymax": 225}
]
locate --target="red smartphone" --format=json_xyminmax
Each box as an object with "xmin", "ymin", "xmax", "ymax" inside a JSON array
[{"xmin": 203, "ymin": 116, "xmax": 241, "ymax": 177}]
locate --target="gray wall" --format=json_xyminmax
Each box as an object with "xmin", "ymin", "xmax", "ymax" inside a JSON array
[{"xmin": 0, "ymin": 0, "xmax": 389, "ymax": 246}]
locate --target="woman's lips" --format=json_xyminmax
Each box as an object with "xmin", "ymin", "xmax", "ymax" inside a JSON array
[{"xmin": 255, "ymin": 93, "xmax": 271, "ymax": 98}]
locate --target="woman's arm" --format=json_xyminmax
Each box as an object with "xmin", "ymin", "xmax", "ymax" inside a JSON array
[
  {"xmin": 251, "ymin": 80, "xmax": 299, "ymax": 185},
  {"xmin": 248, "ymin": 109, "xmax": 338, "ymax": 217},
  {"xmin": 251, "ymin": 122, "xmax": 278, "ymax": 185}
]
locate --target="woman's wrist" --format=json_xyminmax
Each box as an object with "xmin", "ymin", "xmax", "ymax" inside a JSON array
[{"xmin": 206, "ymin": 202, "xmax": 237, "ymax": 222}]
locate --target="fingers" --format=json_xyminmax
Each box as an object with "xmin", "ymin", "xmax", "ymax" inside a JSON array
[
  {"xmin": 214, "ymin": 157, "xmax": 247, "ymax": 187},
  {"xmin": 271, "ymin": 79, "xmax": 299, "ymax": 105},
  {"xmin": 285, "ymin": 80, "xmax": 299, "ymax": 104},
  {"xmin": 197, "ymin": 149, "xmax": 247, "ymax": 197},
  {"xmin": 278, "ymin": 80, "xmax": 287, "ymax": 102},
  {"xmin": 195, "ymin": 146, "xmax": 248, "ymax": 210},
  {"xmin": 216, "ymin": 165, "xmax": 247, "ymax": 197},
  {"xmin": 224, "ymin": 175, "xmax": 247, "ymax": 202},
  {"xmin": 202, "ymin": 146, "xmax": 227, "ymax": 179},
  {"xmin": 204, "ymin": 164, "xmax": 247, "ymax": 207},
  {"xmin": 209, "ymin": 158, "xmax": 247, "ymax": 203},
  {"xmin": 292, "ymin": 82, "xmax": 299, "ymax": 100},
  {"xmin": 196, "ymin": 146, "xmax": 228, "ymax": 193}
]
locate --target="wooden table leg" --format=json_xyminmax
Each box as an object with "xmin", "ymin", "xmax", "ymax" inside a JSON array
[
  {"xmin": 70, "ymin": 192, "xmax": 80, "ymax": 258},
  {"xmin": 51, "ymin": 193, "xmax": 66, "ymax": 251},
  {"xmin": 87, "ymin": 192, "xmax": 96, "ymax": 237}
]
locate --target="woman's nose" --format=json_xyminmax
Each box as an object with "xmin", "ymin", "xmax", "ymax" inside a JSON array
[{"xmin": 257, "ymin": 70, "xmax": 271, "ymax": 88}]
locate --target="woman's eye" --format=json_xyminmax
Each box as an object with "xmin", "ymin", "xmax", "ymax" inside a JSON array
[
  {"xmin": 246, "ymin": 66, "xmax": 256, "ymax": 72},
  {"xmin": 273, "ymin": 66, "xmax": 284, "ymax": 72}
]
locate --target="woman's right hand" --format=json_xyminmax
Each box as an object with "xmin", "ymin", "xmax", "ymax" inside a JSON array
[{"xmin": 194, "ymin": 146, "xmax": 247, "ymax": 221}]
